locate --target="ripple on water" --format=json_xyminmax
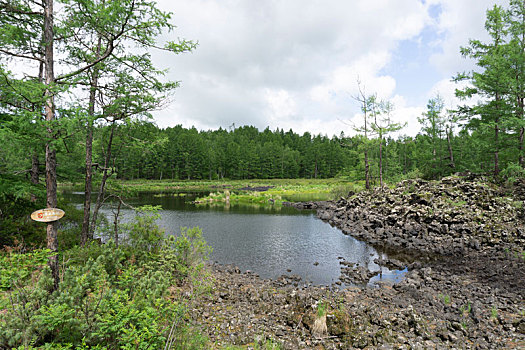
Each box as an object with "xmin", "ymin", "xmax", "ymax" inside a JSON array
[{"xmin": 63, "ymin": 191, "xmax": 407, "ymax": 286}]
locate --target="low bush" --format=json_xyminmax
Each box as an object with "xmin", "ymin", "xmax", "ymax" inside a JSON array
[
  {"xmin": 500, "ymin": 162, "xmax": 525, "ymax": 185},
  {"xmin": 0, "ymin": 206, "xmax": 212, "ymax": 349}
]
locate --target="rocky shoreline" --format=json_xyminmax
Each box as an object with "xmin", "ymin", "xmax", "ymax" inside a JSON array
[
  {"xmin": 191, "ymin": 177, "xmax": 524, "ymax": 349},
  {"xmin": 294, "ymin": 176, "xmax": 525, "ymax": 256}
]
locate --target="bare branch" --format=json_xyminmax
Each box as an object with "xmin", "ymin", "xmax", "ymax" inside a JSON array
[
  {"xmin": 0, "ymin": 48, "xmax": 44, "ymax": 63},
  {"xmin": 0, "ymin": 2, "xmax": 43, "ymax": 16}
]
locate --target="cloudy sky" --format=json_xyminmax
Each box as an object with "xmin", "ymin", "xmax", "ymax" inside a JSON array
[{"xmin": 150, "ymin": 0, "xmax": 505, "ymax": 137}]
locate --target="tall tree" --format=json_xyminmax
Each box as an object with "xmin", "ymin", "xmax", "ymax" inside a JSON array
[
  {"xmin": 444, "ymin": 108, "xmax": 457, "ymax": 171},
  {"xmin": 0, "ymin": 0, "xmax": 194, "ymax": 287},
  {"xmin": 455, "ymin": 5, "xmax": 512, "ymax": 177},
  {"xmin": 508, "ymin": 0, "xmax": 525, "ymax": 167},
  {"xmin": 42, "ymin": 0, "xmax": 60, "ymax": 290},
  {"xmin": 418, "ymin": 95, "xmax": 446, "ymax": 178},
  {"xmin": 370, "ymin": 99, "xmax": 405, "ymax": 187},
  {"xmin": 353, "ymin": 81, "xmax": 373, "ymax": 189},
  {"xmin": 56, "ymin": 0, "xmax": 196, "ymax": 244}
]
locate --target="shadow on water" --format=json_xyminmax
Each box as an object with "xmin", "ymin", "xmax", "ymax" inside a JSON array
[{"xmin": 63, "ymin": 190, "xmax": 407, "ymax": 287}]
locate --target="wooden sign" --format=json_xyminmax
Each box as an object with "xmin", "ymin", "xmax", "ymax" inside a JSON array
[{"xmin": 31, "ymin": 208, "xmax": 65, "ymax": 223}]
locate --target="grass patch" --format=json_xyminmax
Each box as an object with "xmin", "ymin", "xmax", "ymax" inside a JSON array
[
  {"xmin": 439, "ymin": 294, "xmax": 451, "ymax": 305},
  {"xmin": 491, "ymin": 307, "xmax": 498, "ymax": 320},
  {"xmin": 112, "ymin": 178, "xmax": 362, "ymax": 205}
]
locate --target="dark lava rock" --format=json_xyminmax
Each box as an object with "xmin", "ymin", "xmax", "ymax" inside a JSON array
[
  {"xmin": 308, "ymin": 176, "xmax": 525, "ymax": 256},
  {"xmin": 191, "ymin": 177, "xmax": 525, "ymax": 349}
]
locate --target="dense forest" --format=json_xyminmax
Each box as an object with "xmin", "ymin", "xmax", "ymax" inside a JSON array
[
  {"xmin": 26, "ymin": 117, "xmax": 520, "ymax": 183},
  {"xmin": 2, "ymin": 96, "xmax": 525, "ymax": 187}
]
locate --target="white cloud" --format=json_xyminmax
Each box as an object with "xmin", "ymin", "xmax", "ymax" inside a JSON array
[
  {"xmin": 264, "ymin": 89, "xmax": 297, "ymax": 122},
  {"xmin": 427, "ymin": 0, "xmax": 507, "ymax": 74},
  {"xmin": 390, "ymin": 95, "xmax": 427, "ymax": 137},
  {"xmin": 428, "ymin": 78, "xmax": 464, "ymax": 109},
  {"xmin": 149, "ymin": 0, "xmax": 505, "ymax": 138}
]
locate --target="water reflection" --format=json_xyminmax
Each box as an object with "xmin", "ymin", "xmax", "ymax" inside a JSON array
[{"xmin": 63, "ymin": 191, "xmax": 404, "ymax": 286}]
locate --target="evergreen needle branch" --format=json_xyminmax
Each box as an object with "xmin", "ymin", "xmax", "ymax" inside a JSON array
[
  {"xmin": 56, "ymin": 0, "xmax": 137, "ymax": 82},
  {"xmin": 0, "ymin": 2, "xmax": 43, "ymax": 16}
]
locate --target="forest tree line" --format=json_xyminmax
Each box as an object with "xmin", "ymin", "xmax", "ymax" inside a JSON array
[{"xmin": 21, "ymin": 118, "xmax": 518, "ymax": 185}]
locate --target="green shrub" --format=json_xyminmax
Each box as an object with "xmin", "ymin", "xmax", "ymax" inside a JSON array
[
  {"xmin": 0, "ymin": 248, "xmax": 53, "ymax": 291},
  {"xmin": 0, "ymin": 206, "xmax": 212, "ymax": 349},
  {"xmin": 501, "ymin": 162, "xmax": 525, "ymax": 185},
  {"xmin": 389, "ymin": 169, "xmax": 424, "ymax": 184},
  {"xmin": 330, "ymin": 183, "xmax": 363, "ymax": 199},
  {"xmin": 121, "ymin": 205, "xmax": 165, "ymax": 258}
]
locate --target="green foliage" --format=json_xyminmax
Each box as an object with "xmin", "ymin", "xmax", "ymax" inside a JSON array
[
  {"xmin": 460, "ymin": 302, "xmax": 472, "ymax": 319},
  {"xmin": 500, "ymin": 162, "xmax": 525, "ymax": 184},
  {"xmin": 169, "ymin": 227, "xmax": 212, "ymax": 279},
  {"xmin": 166, "ymin": 325, "xmax": 209, "ymax": 350},
  {"xmin": 255, "ymin": 338, "xmax": 283, "ymax": 350},
  {"xmin": 121, "ymin": 205, "xmax": 164, "ymax": 258},
  {"xmin": 0, "ymin": 248, "xmax": 53, "ymax": 291},
  {"xmin": 330, "ymin": 183, "xmax": 364, "ymax": 199},
  {"xmin": 455, "ymin": 2, "xmax": 525, "ymax": 175},
  {"xmin": 445, "ymin": 198, "xmax": 468, "ymax": 207},
  {"xmin": 491, "ymin": 307, "xmax": 499, "ymax": 319},
  {"xmin": 0, "ymin": 211, "xmax": 212, "ymax": 349},
  {"xmin": 190, "ymin": 179, "xmax": 350, "ymax": 205},
  {"xmin": 224, "ymin": 335, "xmax": 283, "ymax": 350},
  {"xmin": 439, "ymin": 294, "xmax": 451, "ymax": 305},
  {"xmin": 317, "ymin": 300, "xmax": 328, "ymax": 317},
  {"xmin": 390, "ymin": 169, "xmax": 424, "ymax": 185},
  {"xmin": 0, "ymin": 174, "xmax": 46, "ymax": 246},
  {"xmin": 56, "ymin": 202, "xmax": 85, "ymax": 250}
]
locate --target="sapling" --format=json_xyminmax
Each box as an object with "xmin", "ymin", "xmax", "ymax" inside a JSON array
[{"xmin": 312, "ymin": 300, "xmax": 328, "ymax": 338}]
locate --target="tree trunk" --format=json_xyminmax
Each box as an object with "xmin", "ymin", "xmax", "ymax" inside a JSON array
[
  {"xmin": 518, "ymin": 4, "xmax": 525, "ymax": 168},
  {"xmin": 90, "ymin": 122, "xmax": 116, "ymax": 235},
  {"xmin": 364, "ymin": 149, "xmax": 370, "ymax": 189},
  {"xmin": 494, "ymin": 121, "xmax": 500, "ymax": 176},
  {"xmin": 519, "ymin": 127, "xmax": 525, "ymax": 168},
  {"xmin": 81, "ymin": 38, "xmax": 102, "ymax": 246},
  {"xmin": 446, "ymin": 127, "xmax": 456, "ymax": 170},
  {"xmin": 81, "ymin": 119, "xmax": 94, "ymax": 245},
  {"xmin": 281, "ymin": 150, "xmax": 284, "ymax": 178},
  {"xmin": 379, "ymin": 134, "xmax": 383, "ymax": 187},
  {"xmin": 403, "ymin": 142, "xmax": 407, "ymax": 175},
  {"xmin": 44, "ymin": 0, "xmax": 59, "ymax": 291},
  {"xmin": 364, "ymin": 106, "xmax": 370, "ymax": 189},
  {"xmin": 113, "ymin": 198, "xmax": 121, "ymax": 248},
  {"xmin": 30, "ymin": 61, "xmax": 44, "ymax": 203},
  {"xmin": 517, "ymin": 94, "xmax": 525, "ymax": 168}
]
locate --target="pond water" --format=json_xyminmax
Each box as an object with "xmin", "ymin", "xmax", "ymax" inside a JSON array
[{"xmin": 64, "ymin": 191, "xmax": 405, "ymax": 287}]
